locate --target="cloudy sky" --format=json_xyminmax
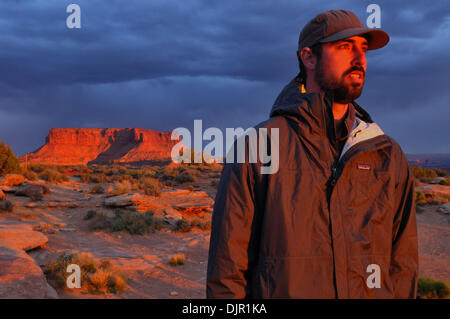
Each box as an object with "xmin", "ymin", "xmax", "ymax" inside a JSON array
[{"xmin": 0, "ymin": 0, "xmax": 449, "ymax": 156}]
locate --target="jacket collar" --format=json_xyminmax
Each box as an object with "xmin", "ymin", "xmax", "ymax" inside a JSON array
[
  {"xmin": 270, "ymin": 75, "xmax": 385, "ymax": 160},
  {"xmin": 270, "ymin": 74, "xmax": 373, "ymax": 123}
]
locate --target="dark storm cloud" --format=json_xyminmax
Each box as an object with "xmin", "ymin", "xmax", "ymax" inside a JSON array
[{"xmin": 0, "ymin": 0, "xmax": 448, "ymax": 155}]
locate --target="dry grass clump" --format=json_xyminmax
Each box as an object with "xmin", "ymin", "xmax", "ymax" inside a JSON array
[
  {"xmin": 190, "ymin": 218, "xmax": 212, "ymax": 231},
  {"xmin": 159, "ymin": 166, "xmax": 197, "ymax": 184},
  {"xmin": 44, "ymin": 252, "xmax": 127, "ymax": 294},
  {"xmin": 89, "ymin": 184, "xmax": 105, "ymax": 194},
  {"xmin": 22, "ymin": 170, "xmax": 38, "ymax": 181},
  {"xmin": 169, "ymin": 253, "xmax": 185, "ymax": 266},
  {"xmin": 174, "ymin": 217, "xmax": 211, "ymax": 232},
  {"xmin": 39, "ymin": 169, "xmax": 69, "ymax": 183},
  {"xmin": 410, "ymin": 165, "xmax": 447, "ymax": 183},
  {"xmin": 136, "ymin": 177, "xmax": 162, "ymax": 196},
  {"xmin": 106, "ymin": 180, "xmax": 131, "ymax": 197}
]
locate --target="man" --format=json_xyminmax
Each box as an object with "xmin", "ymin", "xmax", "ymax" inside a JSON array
[{"xmin": 207, "ymin": 10, "xmax": 418, "ymax": 298}]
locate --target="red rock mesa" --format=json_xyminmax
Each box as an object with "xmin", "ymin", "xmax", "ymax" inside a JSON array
[{"xmin": 22, "ymin": 128, "xmax": 182, "ymax": 165}]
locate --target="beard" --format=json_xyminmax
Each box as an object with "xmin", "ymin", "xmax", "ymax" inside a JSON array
[{"xmin": 315, "ymin": 63, "xmax": 365, "ymax": 103}]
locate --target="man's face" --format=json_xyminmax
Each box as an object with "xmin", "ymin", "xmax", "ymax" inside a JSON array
[{"xmin": 315, "ymin": 36, "xmax": 368, "ymax": 103}]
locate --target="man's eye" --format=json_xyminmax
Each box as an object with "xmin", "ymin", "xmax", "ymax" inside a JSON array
[{"xmin": 339, "ymin": 44, "xmax": 350, "ymax": 49}]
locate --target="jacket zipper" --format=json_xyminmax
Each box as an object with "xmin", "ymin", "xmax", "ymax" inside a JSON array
[{"xmin": 326, "ymin": 136, "xmax": 391, "ymax": 298}]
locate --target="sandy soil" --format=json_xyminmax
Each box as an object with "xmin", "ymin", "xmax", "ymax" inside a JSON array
[{"xmin": 1, "ymin": 176, "xmax": 449, "ymax": 298}]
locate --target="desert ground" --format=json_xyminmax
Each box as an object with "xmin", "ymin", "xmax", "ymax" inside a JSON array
[{"xmin": 0, "ymin": 164, "xmax": 449, "ymax": 299}]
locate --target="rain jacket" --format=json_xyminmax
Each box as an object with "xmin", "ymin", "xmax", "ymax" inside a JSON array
[{"xmin": 206, "ymin": 76, "xmax": 418, "ymax": 299}]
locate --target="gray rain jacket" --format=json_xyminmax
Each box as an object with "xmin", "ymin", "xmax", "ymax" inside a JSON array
[{"xmin": 206, "ymin": 76, "xmax": 418, "ymax": 298}]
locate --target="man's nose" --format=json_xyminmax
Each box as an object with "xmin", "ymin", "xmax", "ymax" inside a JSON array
[{"xmin": 352, "ymin": 47, "xmax": 367, "ymax": 68}]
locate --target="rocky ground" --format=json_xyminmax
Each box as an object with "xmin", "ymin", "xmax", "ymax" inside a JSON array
[{"xmin": 0, "ymin": 172, "xmax": 449, "ymax": 299}]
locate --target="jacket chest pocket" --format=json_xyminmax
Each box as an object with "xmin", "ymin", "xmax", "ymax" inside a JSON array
[{"xmin": 342, "ymin": 159, "xmax": 392, "ymax": 208}]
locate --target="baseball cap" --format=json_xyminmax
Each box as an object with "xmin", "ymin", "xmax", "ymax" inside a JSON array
[{"xmin": 298, "ymin": 10, "xmax": 389, "ymax": 51}]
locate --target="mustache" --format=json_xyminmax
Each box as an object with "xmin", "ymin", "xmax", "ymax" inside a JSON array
[{"xmin": 342, "ymin": 66, "xmax": 365, "ymax": 77}]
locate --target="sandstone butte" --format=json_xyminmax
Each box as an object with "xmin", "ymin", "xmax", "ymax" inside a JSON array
[{"xmin": 21, "ymin": 128, "xmax": 183, "ymax": 165}]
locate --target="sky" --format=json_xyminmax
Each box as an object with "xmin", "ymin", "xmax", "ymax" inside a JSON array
[{"xmin": 0, "ymin": 0, "xmax": 449, "ymax": 156}]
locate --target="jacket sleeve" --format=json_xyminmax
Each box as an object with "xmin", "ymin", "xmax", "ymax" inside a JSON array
[
  {"xmin": 390, "ymin": 151, "xmax": 419, "ymax": 298},
  {"xmin": 206, "ymin": 157, "xmax": 258, "ymax": 299}
]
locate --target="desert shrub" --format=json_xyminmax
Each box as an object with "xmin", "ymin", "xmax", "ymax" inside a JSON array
[
  {"xmin": 89, "ymin": 174, "xmax": 103, "ymax": 183},
  {"xmin": 22, "ymin": 170, "xmax": 38, "ymax": 181},
  {"xmin": 190, "ymin": 218, "xmax": 211, "ymax": 231},
  {"xmin": 0, "ymin": 142, "xmax": 21, "ymax": 175},
  {"xmin": 423, "ymin": 168, "xmax": 438, "ymax": 180},
  {"xmin": 87, "ymin": 209, "xmax": 163, "ymax": 235},
  {"xmin": 0, "ymin": 200, "xmax": 13, "ymax": 212},
  {"xmin": 418, "ymin": 277, "xmax": 450, "ymax": 299},
  {"xmin": 410, "ymin": 165, "xmax": 440, "ymax": 181},
  {"xmin": 143, "ymin": 211, "xmax": 164, "ymax": 231},
  {"xmin": 138, "ymin": 177, "xmax": 161, "ymax": 197},
  {"xmin": 143, "ymin": 168, "xmax": 157, "ymax": 178},
  {"xmin": 56, "ymin": 166, "xmax": 68, "ymax": 174},
  {"xmin": 198, "ymin": 220, "xmax": 211, "ymax": 231},
  {"xmin": 187, "ymin": 185, "xmax": 194, "ymax": 191},
  {"xmin": 89, "ymin": 184, "xmax": 105, "ymax": 194},
  {"xmin": 434, "ymin": 168, "xmax": 447, "ymax": 177},
  {"xmin": 103, "ymin": 169, "xmax": 114, "ymax": 176},
  {"xmin": 87, "ymin": 212, "xmax": 113, "ymax": 231},
  {"xmin": 160, "ymin": 166, "xmax": 180, "ymax": 180},
  {"xmin": 175, "ymin": 217, "xmax": 193, "ymax": 232},
  {"xmin": 177, "ymin": 148, "xmax": 215, "ymax": 166},
  {"xmin": 44, "ymin": 252, "xmax": 96, "ymax": 288},
  {"xmin": 125, "ymin": 169, "xmax": 145, "ymax": 179},
  {"xmin": 439, "ymin": 178, "xmax": 450, "ymax": 186},
  {"xmin": 29, "ymin": 163, "xmax": 50, "ymax": 174},
  {"xmin": 84, "ymin": 210, "xmax": 98, "ymax": 220},
  {"xmin": 80, "ymin": 173, "xmax": 91, "ymax": 183},
  {"xmin": 415, "ymin": 190, "xmax": 427, "ymax": 205},
  {"xmin": 175, "ymin": 171, "xmax": 196, "ymax": 183},
  {"xmin": 73, "ymin": 164, "xmax": 90, "ymax": 174},
  {"xmin": 106, "ymin": 180, "xmax": 131, "ymax": 197},
  {"xmin": 169, "ymin": 253, "xmax": 185, "ymax": 266},
  {"xmin": 44, "ymin": 252, "xmax": 127, "ymax": 294},
  {"xmin": 110, "ymin": 210, "xmax": 147, "ymax": 235},
  {"xmin": 39, "ymin": 169, "xmax": 69, "ymax": 183}
]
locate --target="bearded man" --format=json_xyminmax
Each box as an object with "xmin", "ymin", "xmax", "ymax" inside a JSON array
[{"xmin": 207, "ymin": 9, "xmax": 418, "ymax": 299}]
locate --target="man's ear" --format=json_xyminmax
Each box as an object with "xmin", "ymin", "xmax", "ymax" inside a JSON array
[{"xmin": 300, "ymin": 47, "xmax": 316, "ymax": 71}]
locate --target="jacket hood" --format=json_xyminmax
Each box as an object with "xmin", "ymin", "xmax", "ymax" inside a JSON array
[{"xmin": 269, "ymin": 75, "xmax": 385, "ymax": 160}]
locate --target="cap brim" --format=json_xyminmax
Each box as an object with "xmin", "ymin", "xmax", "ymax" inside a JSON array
[{"xmin": 319, "ymin": 27, "xmax": 390, "ymax": 50}]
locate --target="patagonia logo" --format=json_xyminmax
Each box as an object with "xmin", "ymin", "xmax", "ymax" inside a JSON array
[{"xmin": 357, "ymin": 163, "xmax": 371, "ymax": 170}]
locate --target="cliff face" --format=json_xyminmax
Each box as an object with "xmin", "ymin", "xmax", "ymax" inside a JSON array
[{"xmin": 23, "ymin": 128, "xmax": 181, "ymax": 165}]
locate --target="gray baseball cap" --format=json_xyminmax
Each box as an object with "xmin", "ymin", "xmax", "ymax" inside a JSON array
[{"xmin": 298, "ymin": 10, "xmax": 389, "ymax": 51}]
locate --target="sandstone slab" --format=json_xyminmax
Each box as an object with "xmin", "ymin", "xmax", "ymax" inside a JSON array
[
  {"xmin": 0, "ymin": 174, "xmax": 25, "ymax": 187},
  {"xmin": 15, "ymin": 184, "xmax": 48, "ymax": 201},
  {"xmin": 0, "ymin": 247, "xmax": 49, "ymax": 298},
  {"xmin": 0, "ymin": 223, "xmax": 52, "ymax": 298},
  {"xmin": 104, "ymin": 193, "xmax": 155, "ymax": 207},
  {"xmin": 0, "ymin": 223, "xmax": 48, "ymax": 251}
]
